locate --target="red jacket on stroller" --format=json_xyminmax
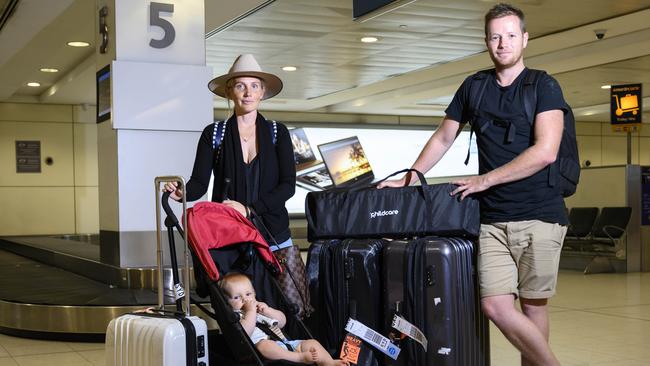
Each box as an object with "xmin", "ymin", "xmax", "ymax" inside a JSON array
[{"xmin": 185, "ymin": 202, "xmax": 282, "ymax": 281}]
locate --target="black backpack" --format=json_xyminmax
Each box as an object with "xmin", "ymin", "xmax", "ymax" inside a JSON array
[{"xmin": 467, "ymin": 69, "xmax": 580, "ymax": 197}]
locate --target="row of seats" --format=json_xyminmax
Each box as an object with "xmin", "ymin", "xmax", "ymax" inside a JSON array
[{"xmin": 563, "ymin": 206, "xmax": 632, "ymax": 256}]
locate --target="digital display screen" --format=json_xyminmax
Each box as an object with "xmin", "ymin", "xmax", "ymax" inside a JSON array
[
  {"xmin": 319, "ymin": 136, "xmax": 373, "ymax": 187},
  {"xmin": 353, "ymin": 0, "xmax": 397, "ymax": 19},
  {"xmin": 96, "ymin": 64, "xmax": 111, "ymax": 123}
]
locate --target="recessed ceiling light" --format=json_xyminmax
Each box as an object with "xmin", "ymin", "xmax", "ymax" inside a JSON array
[
  {"xmin": 40, "ymin": 68, "xmax": 59, "ymax": 73},
  {"xmin": 601, "ymin": 85, "xmax": 611, "ymax": 89},
  {"xmin": 67, "ymin": 41, "xmax": 90, "ymax": 47},
  {"xmin": 282, "ymin": 66, "xmax": 297, "ymax": 72},
  {"xmin": 360, "ymin": 36, "xmax": 379, "ymax": 43},
  {"xmin": 27, "ymin": 82, "xmax": 41, "ymax": 87}
]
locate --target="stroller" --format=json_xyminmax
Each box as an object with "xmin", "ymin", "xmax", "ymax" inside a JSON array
[{"xmin": 161, "ymin": 193, "xmax": 314, "ymax": 366}]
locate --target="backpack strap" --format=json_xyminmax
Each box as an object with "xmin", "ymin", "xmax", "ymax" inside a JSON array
[
  {"xmin": 521, "ymin": 69, "xmax": 563, "ymax": 187},
  {"xmin": 268, "ymin": 120, "xmax": 278, "ymax": 145},
  {"xmin": 211, "ymin": 119, "xmax": 278, "ymax": 162},
  {"xmin": 464, "ymin": 71, "xmax": 491, "ymax": 165},
  {"xmin": 212, "ymin": 120, "xmax": 226, "ymax": 150},
  {"xmin": 521, "ymin": 69, "xmax": 546, "ymax": 125}
]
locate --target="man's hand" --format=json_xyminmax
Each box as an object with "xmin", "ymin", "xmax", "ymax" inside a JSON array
[
  {"xmin": 376, "ymin": 177, "xmax": 406, "ymax": 189},
  {"xmin": 451, "ymin": 175, "xmax": 491, "ymax": 200}
]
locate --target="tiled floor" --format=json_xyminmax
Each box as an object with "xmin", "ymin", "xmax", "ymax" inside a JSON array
[{"xmin": 0, "ymin": 270, "xmax": 648, "ymax": 365}]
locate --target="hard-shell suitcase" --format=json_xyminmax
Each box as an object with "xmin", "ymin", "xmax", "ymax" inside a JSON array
[
  {"xmin": 105, "ymin": 176, "xmax": 209, "ymax": 366},
  {"xmin": 106, "ymin": 314, "xmax": 208, "ymax": 366},
  {"xmin": 307, "ymin": 238, "xmax": 385, "ymax": 365},
  {"xmin": 382, "ymin": 237, "xmax": 489, "ymax": 366}
]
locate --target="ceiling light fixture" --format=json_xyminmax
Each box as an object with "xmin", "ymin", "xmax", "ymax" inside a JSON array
[
  {"xmin": 361, "ymin": 36, "xmax": 379, "ymax": 43},
  {"xmin": 282, "ymin": 66, "xmax": 297, "ymax": 72},
  {"xmin": 27, "ymin": 82, "xmax": 41, "ymax": 87},
  {"xmin": 67, "ymin": 41, "xmax": 90, "ymax": 47},
  {"xmin": 601, "ymin": 85, "xmax": 611, "ymax": 89},
  {"xmin": 40, "ymin": 68, "xmax": 59, "ymax": 73}
]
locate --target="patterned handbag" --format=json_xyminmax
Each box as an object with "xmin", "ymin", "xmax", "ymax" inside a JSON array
[
  {"xmin": 250, "ymin": 209, "xmax": 314, "ymax": 319},
  {"xmin": 272, "ymin": 243, "xmax": 314, "ymax": 319}
]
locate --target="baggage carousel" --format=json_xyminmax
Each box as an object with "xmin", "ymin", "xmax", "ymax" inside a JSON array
[{"xmin": 0, "ymin": 234, "xmax": 217, "ymax": 341}]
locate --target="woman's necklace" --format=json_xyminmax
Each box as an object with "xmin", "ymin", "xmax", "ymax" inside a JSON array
[{"xmin": 241, "ymin": 130, "xmax": 255, "ymax": 143}]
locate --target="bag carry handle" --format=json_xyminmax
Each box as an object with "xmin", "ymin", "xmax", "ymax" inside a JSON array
[{"xmin": 376, "ymin": 168, "xmax": 428, "ymax": 188}]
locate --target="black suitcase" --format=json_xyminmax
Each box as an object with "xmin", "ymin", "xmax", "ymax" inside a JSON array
[
  {"xmin": 383, "ymin": 237, "xmax": 489, "ymax": 366},
  {"xmin": 307, "ymin": 238, "xmax": 386, "ymax": 365}
]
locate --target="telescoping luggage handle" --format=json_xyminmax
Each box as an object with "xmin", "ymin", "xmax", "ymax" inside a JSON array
[{"xmin": 154, "ymin": 175, "xmax": 191, "ymax": 317}]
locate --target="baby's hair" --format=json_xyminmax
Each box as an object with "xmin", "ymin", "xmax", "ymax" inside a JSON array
[{"xmin": 218, "ymin": 272, "xmax": 253, "ymax": 293}]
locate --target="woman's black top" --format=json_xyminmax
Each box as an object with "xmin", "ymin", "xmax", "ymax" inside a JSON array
[{"xmin": 184, "ymin": 113, "xmax": 296, "ymax": 243}]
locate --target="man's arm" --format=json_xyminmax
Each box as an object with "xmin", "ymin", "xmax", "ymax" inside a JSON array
[
  {"xmin": 451, "ymin": 109, "xmax": 564, "ymax": 199},
  {"xmin": 377, "ymin": 116, "xmax": 464, "ymax": 188}
]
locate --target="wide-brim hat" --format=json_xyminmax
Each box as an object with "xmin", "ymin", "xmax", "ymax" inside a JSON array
[{"xmin": 208, "ymin": 54, "xmax": 283, "ymax": 100}]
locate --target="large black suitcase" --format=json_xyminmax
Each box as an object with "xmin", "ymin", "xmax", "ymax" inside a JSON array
[
  {"xmin": 306, "ymin": 238, "xmax": 386, "ymax": 366},
  {"xmin": 383, "ymin": 237, "xmax": 489, "ymax": 366}
]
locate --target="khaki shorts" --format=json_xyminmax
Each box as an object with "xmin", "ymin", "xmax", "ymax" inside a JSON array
[{"xmin": 478, "ymin": 220, "xmax": 567, "ymax": 299}]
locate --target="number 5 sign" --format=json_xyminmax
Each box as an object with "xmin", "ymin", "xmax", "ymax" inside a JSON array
[
  {"xmin": 149, "ymin": 2, "xmax": 176, "ymax": 49},
  {"xmin": 114, "ymin": 0, "xmax": 205, "ymax": 65}
]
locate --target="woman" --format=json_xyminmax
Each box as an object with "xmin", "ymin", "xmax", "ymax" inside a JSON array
[{"xmin": 164, "ymin": 54, "xmax": 295, "ymax": 249}]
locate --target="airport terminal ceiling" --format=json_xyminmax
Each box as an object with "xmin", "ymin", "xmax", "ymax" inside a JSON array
[{"xmin": 0, "ymin": 0, "xmax": 649, "ymax": 122}]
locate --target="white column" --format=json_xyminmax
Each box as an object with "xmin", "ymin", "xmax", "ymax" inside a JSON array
[{"xmin": 96, "ymin": 0, "xmax": 213, "ymax": 267}]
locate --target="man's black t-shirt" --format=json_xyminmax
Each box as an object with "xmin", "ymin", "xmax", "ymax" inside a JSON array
[{"xmin": 445, "ymin": 68, "xmax": 568, "ymax": 225}]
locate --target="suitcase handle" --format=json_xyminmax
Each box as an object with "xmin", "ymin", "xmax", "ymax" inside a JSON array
[
  {"xmin": 154, "ymin": 176, "xmax": 191, "ymax": 316},
  {"xmin": 377, "ymin": 168, "xmax": 428, "ymax": 187}
]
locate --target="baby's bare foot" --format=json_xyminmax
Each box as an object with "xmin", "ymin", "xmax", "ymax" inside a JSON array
[
  {"xmin": 298, "ymin": 348, "xmax": 318, "ymax": 364},
  {"xmin": 308, "ymin": 347, "xmax": 319, "ymax": 362}
]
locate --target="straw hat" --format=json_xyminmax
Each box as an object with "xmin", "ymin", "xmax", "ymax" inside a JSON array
[{"xmin": 208, "ymin": 54, "xmax": 283, "ymax": 100}]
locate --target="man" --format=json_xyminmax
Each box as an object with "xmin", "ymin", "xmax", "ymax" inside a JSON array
[{"xmin": 378, "ymin": 3, "xmax": 567, "ymax": 365}]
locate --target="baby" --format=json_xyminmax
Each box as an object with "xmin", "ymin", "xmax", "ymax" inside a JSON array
[{"xmin": 219, "ymin": 272, "xmax": 348, "ymax": 366}]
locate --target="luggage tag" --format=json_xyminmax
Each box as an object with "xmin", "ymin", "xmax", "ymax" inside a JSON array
[
  {"xmin": 339, "ymin": 334, "xmax": 362, "ymax": 365},
  {"xmin": 344, "ymin": 318, "xmax": 401, "ymax": 360},
  {"xmin": 391, "ymin": 314, "xmax": 428, "ymax": 350},
  {"xmin": 173, "ymin": 283, "xmax": 185, "ymax": 300}
]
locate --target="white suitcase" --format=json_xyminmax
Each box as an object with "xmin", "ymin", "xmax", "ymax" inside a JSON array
[
  {"xmin": 105, "ymin": 176, "xmax": 210, "ymax": 366},
  {"xmin": 105, "ymin": 314, "xmax": 209, "ymax": 366}
]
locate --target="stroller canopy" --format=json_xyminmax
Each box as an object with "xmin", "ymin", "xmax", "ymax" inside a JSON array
[{"xmin": 186, "ymin": 202, "xmax": 281, "ymax": 281}]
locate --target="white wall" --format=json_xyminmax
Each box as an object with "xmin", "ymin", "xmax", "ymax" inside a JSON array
[
  {"xmin": 0, "ymin": 102, "xmax": 98, "ymax": 236},
  {"xmin": 2, "ymin": 102, "xmax": 649, "ymax": 237}
]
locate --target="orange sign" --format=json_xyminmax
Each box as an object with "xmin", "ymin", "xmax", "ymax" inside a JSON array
[{"xmin": 611, "ymin": 84, "xmax": 642, "ymax": 132}]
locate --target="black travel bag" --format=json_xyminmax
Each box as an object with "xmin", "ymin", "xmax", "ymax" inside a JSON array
[
  {"xmin": 382, "ymin": 237, "xmax": 490, "ymax": 366},
  {"xmin": 305, "ymin": 169, "xmax": 480, "ymax": 241},
  {"xmin": 306, "ymin": 238, "xmax": 386, "ymax": 366}
]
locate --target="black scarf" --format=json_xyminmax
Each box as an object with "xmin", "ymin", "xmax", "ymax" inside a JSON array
[{"xmin": 213, "ymin": 112, "xmax": 279, "ymax": 206}]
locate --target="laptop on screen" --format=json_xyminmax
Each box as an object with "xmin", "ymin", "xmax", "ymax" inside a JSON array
[
  {"xmin": 290, "ymin": 128, "xmax": 334, "ymax": 191},
  {"xmin": 290, "ymin": 128, "xmax": 323, "ymax": 171},
  {"xmin": 318, "ymin": 136, "xmax": 376, "ymax": 188}
]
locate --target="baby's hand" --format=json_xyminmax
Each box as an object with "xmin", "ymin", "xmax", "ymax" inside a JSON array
[
  {"xmin": 242, "ymin": 298, "xmax": 257, "ymax": 312},
  {"xmin": 256, "ymin": 302, "xmax": 268, "ymax": 314}
]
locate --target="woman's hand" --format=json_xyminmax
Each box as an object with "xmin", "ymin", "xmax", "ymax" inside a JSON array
[
  {"xmin": 223, "ymin": 200, "xmax": 248, "ymax": 217},
  {"xmin": 163, "ymin": 181, "xmax": 183, "ymax": 201}
]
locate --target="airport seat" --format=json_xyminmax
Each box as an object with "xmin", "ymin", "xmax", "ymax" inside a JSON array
[
  {"xmin": 589, "ymin": 206, "xmax": 632, "ymax": 250},
  {"xmin": 564, "ymin": 206, "xmax": 631, "ymax": 256},
  {"xmin": 567, "ymin": 207, "xmax": 599, "ymax": 238},
  {"xmin": 563, "ymin": 207, "xmax": 599, "ymax": 251}
]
